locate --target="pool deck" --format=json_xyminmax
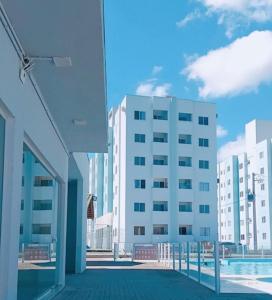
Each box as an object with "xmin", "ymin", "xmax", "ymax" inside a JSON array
[{"xmin": 54, "ymin": 259, "xmax": 272, "ymax": 300}]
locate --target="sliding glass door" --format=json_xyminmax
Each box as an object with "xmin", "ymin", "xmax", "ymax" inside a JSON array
[{"xmin": 17, "ymin": 144, "xmax": 60, "ymax": 300}]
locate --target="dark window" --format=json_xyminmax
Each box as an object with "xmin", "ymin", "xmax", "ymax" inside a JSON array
[
  {"xmin": 198, "ymin": 116, "xmax": 209, "ymax": 125},
  {"xmin": 153, "ymin": 110, "xmax": 168, "ymax": 120},
  {"xmin": 134, "ymin": 202, "xmax": 145, "ymax": 212},
  {"xmin": 33, "ymin": 200, "xmax": 52, "ymax": 210},
  {"xmin": 179, "ymin": 225, "xmax": 192, "ymax": 235},
  {"xmin": 134, "ymin": 134, "xmax": 146, "ymax": 143},
  {"xmin": 32, "ymin": 224, "xmax": 51, "ymax": 235},
  {"xmin": 153, "ymin": 201, "xmax": 168, "ymax": 211},
  {"xmin": 134, "ymin": 179, "xmax": 146, "ymax": 189},
  {"xmin": 134, "ymin": 156, "xmax": 145, "ymax": 166},
  {"xmin": 179, "ymin": 156, "xmax": 192, "ymax": 167},
  {"xmin": 134, "ymin": 111, "xmax": 146, "ymax": 120},
  {"xmin": 178, "ymin": 134, "xmax": 192, "ymax": 144},
  {"xmin": 199, "ymin": 138, "xmax": 209, "ymax": 147},
  {"xmin": 179, "ymin": 113, "xmax": 192, "ymax": 121},
  {"xmin": 134, "ymin": 226, "xmax": 145, "ymax": 235},
  {"xmin": 179, "ymin": 202, "xmax": 192, "ymax": 212}
]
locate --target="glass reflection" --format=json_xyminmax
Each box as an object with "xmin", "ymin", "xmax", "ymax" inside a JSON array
[
  {"xmin": 0, "ymin": 114, "xmax": 5, "ymax": 245},
  {"xmin": 18, "ymin": 144, "xmax": 59, "ymax": 300}
]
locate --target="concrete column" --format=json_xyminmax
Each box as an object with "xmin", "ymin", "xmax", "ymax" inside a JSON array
[{"xmin": 0, "ymin": 117, "xmax": 24, "ymax": 300}]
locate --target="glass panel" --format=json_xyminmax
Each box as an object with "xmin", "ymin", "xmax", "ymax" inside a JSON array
[
  {"xmin": 0, "ymin": 114, "xmax": 5, "ymax": 245},
  {"xmin": 18, "ymin": 144, "xmax": 59, "ymax": 300},
  {"xmin": 200, "ymin": 242, "xmax": 215, "ymax": 290}
]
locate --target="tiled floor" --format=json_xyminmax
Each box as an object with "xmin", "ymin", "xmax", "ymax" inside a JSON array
[{"xmin": 54, "ymin": 260, "xmax": 272, "ymax": 300}]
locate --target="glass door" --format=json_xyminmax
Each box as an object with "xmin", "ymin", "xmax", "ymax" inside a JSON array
[{"xmin": 17, "ymin": 144, "xmax": 59, "ymax": 300}]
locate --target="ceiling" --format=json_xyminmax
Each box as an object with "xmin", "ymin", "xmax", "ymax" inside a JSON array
[{"xmin": 2, "ymin": 0, "xmax": 108, "ymax": 153}]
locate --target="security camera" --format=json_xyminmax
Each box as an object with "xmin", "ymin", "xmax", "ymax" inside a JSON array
[{"xmin": 23, "ymin": 57, "xmax": 30, "ymax": 66}]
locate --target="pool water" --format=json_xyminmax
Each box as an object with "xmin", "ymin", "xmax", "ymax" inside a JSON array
[{"xmin": 220, "ymin": 259, "xmax": 272, "ymax": 275}]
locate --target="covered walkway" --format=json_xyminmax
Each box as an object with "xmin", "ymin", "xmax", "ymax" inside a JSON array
[{"xmin": 54, "ymin": 259, "xmax": 272, "ymax": 300}]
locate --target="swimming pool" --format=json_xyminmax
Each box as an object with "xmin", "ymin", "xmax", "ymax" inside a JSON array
[{"xmin": 220, "ymin": 258, "xmax": 272, "ymax": 275}]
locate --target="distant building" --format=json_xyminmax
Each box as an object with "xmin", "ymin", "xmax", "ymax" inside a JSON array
[
  {"xmin": 89, "ymin": 95, "xmax": 218, "ymax": 249},
  {"xmin": 218, "ymin": 120, "xmax": 272, "ymax": 250}
]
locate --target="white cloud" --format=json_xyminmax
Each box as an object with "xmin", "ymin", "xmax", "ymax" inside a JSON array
[
  {"xmin": 217, "ymin": 125, "xmax": 228, "ymax": 138},
  {"xmin": 200, "ymin": 0, "xmax": 272, "ymax": 37},
  {"xmin": 184, "ymin": 30, "xmax": 272, "ymax": 98},
  {"xmin": 176, "ymin": 9, "xmax": 202, "ymax": 28},
  {"xmin": 217, "ymin": 135, "xmax": 245, "ymax": 162},
  {"xmin": 152, "ymin": 65, "xmax": 163, "ymax": 75},
  {"xmin": 136, "ymin": 82, "xmax": 171, "ymax": 97}
]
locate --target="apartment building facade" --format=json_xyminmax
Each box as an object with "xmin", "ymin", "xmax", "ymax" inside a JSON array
[
  {"xmin": 218, "ymin": 120, "xmax": 272, "ymax": 250},
  {"xmin": 89, "ymin": 95, "xmax": 218, "ymax": 248}
]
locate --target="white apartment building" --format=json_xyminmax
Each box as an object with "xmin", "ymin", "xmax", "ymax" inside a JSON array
[
  {"xmin": 89, "ymin": 95, "xmax": 218, "ymax": 248},
  {"xmin": 218, "ymin": 120, "xmax": 272, "ymax": 250}
]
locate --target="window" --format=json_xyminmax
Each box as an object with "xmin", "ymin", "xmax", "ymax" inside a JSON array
[
  {"xmin": 239, "ymin": 163, "xmax": 243, "ymax": 169},
  {"xmin": 262, "ymin": 216, "xmax": 266, "ymax": 223},
  {"xmin": 153, "ymin": 155, "xmax": 168, "ymax": 166},
  {"xmin": 240, "ymin": 205, "xmax": 244, "ymax": 212},
  {"xmin": 33, "ymin": 200, "xmax": 52, "ymax": 210},
  {"xmin": 134, "ymin": 111, "xmax": 146, "ymax": 120},
  {"xmin": 227, "ymin": 179, "xmax": 231, "ymax": 185},
  {"xmin": 153, "ymin": 224, "xmax": 168, "ymax": 235},
  {"xmin": 134, "ymin": 134, "xmax": 145, "ymax": 143},
  {"xmin": 199, "ymin": 160, "xmax": 209, "ymax": 169},
  {"xmin": 153, "ymin": 178, "xmax": 168, "ymax": 188},
  {"xmin": 178, "ymin": 134, "xmax": 192, "ymax": 144},
  {"xmin": 179, "ymin": 112, "xmax": 192, "ymax": 121},
  {"xmin": 261, "ymin": 184, "xmax": 265, "ymax": 191},
  {"xmin": 228, "ymin": 207, "xmax": 231, "ymax": 212},
  {"xmin": 134, "ymin": 179, "xmax": 146, "ymax": 189},
  {"xmin": 32, "ymin": 224, "xmax": 51, "ymax": 235},
  {"xmin": 179, "ymin": 225, "xmax": 192, "ymax": 235},
  {"xmin": 261, "ymin": 200, "xmax": 265, "ymax": 207},
  {"xmin": 153, "ymin": 132, "xmax": 168, "ymax": 143},
  {"xmin": 153, "ymin": 110, "xmax": 168, "ymax": 120},
  {"xmin": 153, "ymin": 201, "xmax": 168, "ymax": 212},
  {"xmin": 199, "ymin": 205, "xmax": 210, "ymax": 214},
  {"xmin": 200, "ymin": 227, "xmax": 210, "ymax": 237},
  {"xmin": 240, "ymin": 191, "xmax": 244, "ymax": 197},
  {"xmin": 198, "ymin": 116, "xmax": 209, "ymax": 125},
  {"xmin": 260, "ymin": 167, "xmax": 265, "ymax": 175},
  {"xmin": 34, "ymin": 176, "xmax": 53, "ymax": 187},
  {"xmin": 199, "ymin": 138, "xmax": 209, "ymax": 147},
  {"xmin": 179, "ymin": 202, "xmax": 192, "ymax": 212},
  {"xmin": 228, "ymin": 193, "xmax": 231, "ymax": 199},
  {"xmin": 179, "ymin": 156, "xmax": 192, "ymax": 167},
  {"xmin": 263, "ymin": 233, "xmax": 267, "ymax": 240},
  {"xmin": 179, "ymin": 179, "xmax": 192, "ymax": 189},
  {"xmin": 241, "ymin": 234, "xmax": 245, "ymax": 240},
  {"xmin": 240, "ymin": 220, "xmax": 244, "ymax": 226},
  {"xmin": 21, "ymin": 200, "xmax": 24, "ymax": 210},
  {"xmin": 199, "ymin": 182, "xmax": 209, "ymax": 192},
  {"xmin": 239, "ymin": 177, "xmax": 243, "ymax": 183},
  {"xmin": 134, "ymin": 226, "xmax": 145, "ymax": 235},
  {"xmin": 19, "ymin": 144, "xmax": 60, "ymax": 299},
  {"xmin": 259, "ymin": 151, "xmax": 264, "ymax": 159},
  {"xmin": 134, "ymin": 156, "xmax": 145, "ymax": 166},
  {"xmin": 134, "ymin": 202, "xmax": 145, "ymax": 212},
  {"xmin": 227, "ymin": 166, "xmax": 230, "ymax": 172}
]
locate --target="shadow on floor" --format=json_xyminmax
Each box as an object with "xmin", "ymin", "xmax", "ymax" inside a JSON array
[
  {"xmin": 54, "ymin": 268, "xmax": 272, "ymax": 300},
  {"xmin": 86, "ymin": 260, "xmax": 143, "ymax": 267}
]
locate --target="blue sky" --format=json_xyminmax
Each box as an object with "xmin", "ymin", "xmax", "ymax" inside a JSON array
[{"xmin": 104, "ymin": 0, "xmax": 272, "ymax": 157}]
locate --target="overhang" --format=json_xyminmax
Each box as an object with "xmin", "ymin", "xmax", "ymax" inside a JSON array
[{"xmin": 1, "ymin": 0, "xmax": 107, "ymax": 152}]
